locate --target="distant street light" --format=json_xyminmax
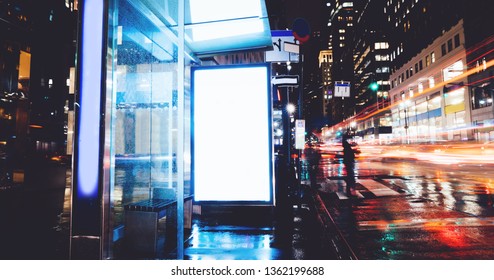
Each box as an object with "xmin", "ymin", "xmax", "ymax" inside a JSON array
[{"xmin": 286, "ymin": 103, "xmax": 296, "ymax": 114}]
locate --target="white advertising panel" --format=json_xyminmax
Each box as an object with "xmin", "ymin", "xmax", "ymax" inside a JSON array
[{"xmin": 192, "ymin": 64, "xmax": 273, "ymax": 204}]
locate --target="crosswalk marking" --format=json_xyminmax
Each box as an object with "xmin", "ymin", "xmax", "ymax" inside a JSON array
[
  {"xmin": 323, "ymin": 178, "xmax": 404, "ymax": 200},
  {"xmin": 358, "ymin": 179, "xmax": 401, "ymax": 196}
]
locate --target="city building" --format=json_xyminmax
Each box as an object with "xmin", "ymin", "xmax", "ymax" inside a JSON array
[
  {"xmin": 352, "ymin": 0, "xmax": 391, "ymax": 112},
  {"xmin": 389, "ymin": 20, "xmax": 470, "ymax": 142},
  {"xmin": 326, "ymin": 0, "xmax": 494, "ymax": 143},
  {"xmin": 324, "ymin": 0, "xmax": 357, "ymax": 124},
  {"xmin": 349, "ymin": 0, "xmax": 393, "ymax": 143},
  {"xmin": 384, "ymin": 0, "xmax": 463, "ymax": 74},
  {"xmin": 319, "ymin": 49, "xmax": 333, "ymax": 118},
  {"xmin": 385, "ymin": 0, "xmax": 494, "ymax": 142},
  {"xmin": 1, "ymin": 0, "xmax": 77, "ymax": 181},
  {"xmin": 303, "ymin": 29, "xmax": 327, "ymax": 133}
]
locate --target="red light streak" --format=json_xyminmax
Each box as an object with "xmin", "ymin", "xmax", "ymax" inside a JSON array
[
  {"xmin": 466, "ymin": 48, "xmax": 494, "ymax": 67},
  {"xmin": 465, "ymin": 34, "xmax": 494, "ymax": 57}
]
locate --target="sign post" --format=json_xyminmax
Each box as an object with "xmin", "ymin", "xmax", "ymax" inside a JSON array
[
  {"xmin": 265, "ymin": 30, "xmax": 299, "ymax": 63},
  {"xmin": 295, "ymin": 120, "xmax": 305, "ymax": 150},
  {"xmin": 271, "ymin": 75, "xmax": 299, "ymax": 87}
]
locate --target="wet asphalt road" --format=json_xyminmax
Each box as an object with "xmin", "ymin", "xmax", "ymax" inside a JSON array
[{"xmin": 315, "ymin": 157, "xmax": 494, "ymax": 259}]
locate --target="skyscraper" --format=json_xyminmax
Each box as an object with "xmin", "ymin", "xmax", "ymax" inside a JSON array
[{"xmin": 324, "ymin": 0, "xmax": 357, "ymax": 124}]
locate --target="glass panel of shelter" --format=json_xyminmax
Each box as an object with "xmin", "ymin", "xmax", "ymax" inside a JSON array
[{"xmin": 110, "ymin": 0, "xmax": 180, "ymax": 259}]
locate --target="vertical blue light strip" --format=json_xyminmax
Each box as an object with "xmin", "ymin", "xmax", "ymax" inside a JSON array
[{"xmin": 77, "ymin": 0, "xmax": 104, "ymax": 197}]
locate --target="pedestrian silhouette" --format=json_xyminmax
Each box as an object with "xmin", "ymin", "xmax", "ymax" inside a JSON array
[
  {"xmin": 342, "ymin": 137, "xmax": 356, "ymax": 196},
  {"xmin": 305, "ymin": 142, "xmax": 321, "ymax": 188}
]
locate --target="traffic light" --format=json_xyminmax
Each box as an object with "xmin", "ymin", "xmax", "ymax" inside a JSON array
[{"xmin": 369, "ymin": 82, "xmax": 379, "ymax": 91}]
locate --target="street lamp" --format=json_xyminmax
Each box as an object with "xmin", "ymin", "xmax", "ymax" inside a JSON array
[
  {"xmin": 369, "ymin": 81, "xmax": 379, "ymax": 109},
  {"xmin": 286, "ymin": 103, "xmax": 296, "ymax": 115},
  {"xmin": 400, "ymin": 100, "xmax": 411, "ymax": 144}
]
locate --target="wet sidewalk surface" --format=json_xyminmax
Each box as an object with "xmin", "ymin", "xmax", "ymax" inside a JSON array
[{"xmin": 184, "ymin": 202, "xmax": 336, "ymax": 260}]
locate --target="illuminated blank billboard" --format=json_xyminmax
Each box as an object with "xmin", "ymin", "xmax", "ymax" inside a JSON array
[{"xmin": 191, "ymin": 64, "xmax": 273, "ymax": 204}]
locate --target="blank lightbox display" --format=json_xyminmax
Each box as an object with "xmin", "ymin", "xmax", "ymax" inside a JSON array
[{"xmin": 191, "ymin": 64, "xmax": 273, "ymax": 204}]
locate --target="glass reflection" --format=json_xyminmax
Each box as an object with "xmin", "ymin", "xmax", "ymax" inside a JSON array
[{"xmin": 108, "ymin": 0, "xmax": 191, "ymax": 259}]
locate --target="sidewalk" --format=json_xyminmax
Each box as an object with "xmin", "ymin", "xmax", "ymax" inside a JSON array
[
  {"xmin": 0, "ymin": 162, "xmax": 70, "ymax": 260},
  {"xmin": 183, "ymin": 190, "xmax": 337, "ymax": 260}
]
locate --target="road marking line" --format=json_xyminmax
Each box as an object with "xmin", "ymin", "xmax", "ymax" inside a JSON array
[
  {"xmin": 336, "ymin": 190, "xmax": 364, "ymax": 200},
  {"xmin": 358, "ymin": 179, "xmax": 400, "ymax": 196}
]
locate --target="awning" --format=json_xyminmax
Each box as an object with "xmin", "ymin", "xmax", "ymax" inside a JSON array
[
  {"xmin": 185, "ymin": 0, "xmax": 272, "ymax": 56},
  {"xmin": 122, "ymin": 0, "xmax": 273, "ymax": 58}
]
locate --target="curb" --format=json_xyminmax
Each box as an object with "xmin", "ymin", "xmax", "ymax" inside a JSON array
[{"xmin": 306, "ymin": 185, "xmax": 358, "ymax": 260}]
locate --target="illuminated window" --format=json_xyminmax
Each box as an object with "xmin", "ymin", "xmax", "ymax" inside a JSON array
[
  {"xmin": 429, "ymin": 77, "xmax": 435, "ymax": 88},
  {"xmin": 443, "ymin": 60, "xmax": 464, "ymax": 81},
  {"xmin": 374, "ymin": 42, "xmax": 389, "ymax": 49},
  {"xmin": 375, "ymin": 54, "xmax": 390, "ymax": 61},
  {"xmin": 339, "ymin": 29, "xmax": 346, "ymax": 33}
]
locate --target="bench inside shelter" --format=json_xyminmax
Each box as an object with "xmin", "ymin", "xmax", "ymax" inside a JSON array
[{"xmin": 124, "ymin": 189, "xmax": 193, "ymax": 255}]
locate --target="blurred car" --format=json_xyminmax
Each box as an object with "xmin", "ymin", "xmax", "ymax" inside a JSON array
[{"xmin": 48, "ymin": 153, "xmax": 72, "ymax": 165}]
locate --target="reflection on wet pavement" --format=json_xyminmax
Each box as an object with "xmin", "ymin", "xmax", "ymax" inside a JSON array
[
  {"xmin": 185, "ymin": 224, "xmax": 281, "ymax": 260},
  {"xmin": 315, "ymin": 157, "xmax": 494, "ymax": 259},
  {"xmin": 184, "ymin": 206, "xmax": 334, "ymax": 260}
]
